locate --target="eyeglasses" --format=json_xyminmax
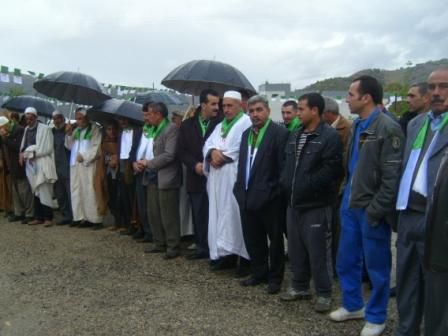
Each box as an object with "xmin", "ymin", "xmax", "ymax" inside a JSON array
[{"xmin": 428, "ymin": 82, "xmax": 448, "ymax": 91}]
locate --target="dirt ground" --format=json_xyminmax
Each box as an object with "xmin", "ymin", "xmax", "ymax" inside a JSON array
[{"xmin": 0, "ymin": 213, "xmax": 398, "ymax": 336}]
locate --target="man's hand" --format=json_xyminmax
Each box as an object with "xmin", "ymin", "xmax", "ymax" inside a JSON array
[
  {"xmin": 210, "ymin": 149, "xmax": 226, "ymax": 168},
  {"xmin": 132, "ymin": 161, "xmax": 141, "ymax": 173},
  {"xmin": 76, "ymin": 153, "xmax": 84, "ymax": 163},
  {"xmin": 19, "ymin": 153, "xmax": 24, "ymax": 167},
  {"xmin": 65, "ymin": 123, "xmax": 74, "ymax": 136},
  {"xmin": 194, "ymin": 162, "xmax": 204, "ymax": 176},
  {"xmin": 136, "ymin": 159, "xmax": 147, "ymax": 171}
]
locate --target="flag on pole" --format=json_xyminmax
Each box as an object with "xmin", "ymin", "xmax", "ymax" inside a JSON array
[
  {"xmin": 0, "ymin": 65, "xmax": 9, "ymax": 83},
  {"xmin": 13, "ymin": 68, "xmax": 22, "ymax": 84}
]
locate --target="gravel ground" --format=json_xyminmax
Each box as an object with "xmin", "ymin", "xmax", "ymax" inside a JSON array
[{"xmin": 0, "ymin": 214, "xmax": 397, "ymax": 336}]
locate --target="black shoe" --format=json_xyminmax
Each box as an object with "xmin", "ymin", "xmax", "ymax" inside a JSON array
[
  {"xmin": 163, "ymin": 250, "xmax": 180, "ymax": 260},
  {"xmin": 266, "ymin": 283, "xmax": 281, "ymax": 295},
  {"xmin": 234, "ymin": 266, "xmax": 251, "ymax": 278},
  {"xmin": 69, "ymin": 221, "xmax": 81, "ymax": 227},
  {"xmin": 21, "ymin": 217, "xmax": 33, "ymax": 224},
  {"xmin": 185, "ymin": 251, "xmax": 209, "ymax": 260},
  {"xmin": 92, "ymin": 224, "xmax": 104, "ymax": 230},
  {"xmin": 9, "ymin": 215, "xmax": 25, "ymax": 222},
  {"xmin": 144, "ymin": 246, "xmax": 165, "ymax": 253},
  {"xmin": 78, "ymin": 221, "xmax": 93, "ymax": 228},
  {"xmin": 240, "ymin": 277, "xmax": 267, "ymax": 287},
  {"xmin": 210, "ymin": 256, "xmax": 237, "ymax": 271},
  {"xmin": 56, "ymin": 219, "xmax": 72, "ymax": 225}
]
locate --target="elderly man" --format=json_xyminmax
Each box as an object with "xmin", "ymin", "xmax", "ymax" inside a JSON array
[
  {"xmin": 20, "ymin": 107, "xmax": 57, "ymax": 226},
  {"xmin": 65, "ymin": 107, "xmax": 103, "ymax": 229},
  {"xmin": 281, "ymin": 100, "xmax": 301, "ymax": 132},
  {"xmin": 234, "ymin": 95, "xmax": 288, "ymax": 294},
  {"xmin": 395, "ymin": 68, "xmax": 448, "ymax": 336},
  {"xmin": 280, "ymin": 93, "xmax": 343, "ymax": 312},
  {"xmin": 330, "ymin": 76, "xmax": 404, "ymax": 336},
  {"xmin": 203, "ymin": 90, "xmax": 252, "ymax": 272},
  {"xmin": 138, "ymin": 102, "xmax": 181, "ymax": 259},
  {"xmin": 52, "ymin": 110, "xmax": 72, "ymax": 225},
  {"xmin": 178, "ymin": 89, "xmax": 221, "ymax": 260},
  {"xmin": 0, "ymin": 116, "xmax": 33, "ymax": 223}
]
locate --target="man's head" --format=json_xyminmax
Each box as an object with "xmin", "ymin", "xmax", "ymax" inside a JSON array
[
  {"xmin": 24, "ymin": 107, "xmax": 38, "ymax": 128},
  {"xmin": 222, "ymin": 90, "xmax": 242, "ymax": 121},
  {"xmin": 52, "ymin": 110, "xmax": 65, "ymax": 129},
  {"xmin": 147, "ymin": 102, "xmax": 168, "ymax": 126},
  {"xmin": 118, "ymin": 117, "xmax": 130, "ymax": 129},
  {"xmin": 322, "ymin": 97, "xmax": 340, "ymax": 124},
  {"xmin": 346, "ymin": 75, "xmax": 383, "ymax": 115},
  {"xmin": 247, "ymin": 95, "xmax": 270, "ymax": 130},
  {"xmin": 0, "ymin": 116, "xmax": 9, "ymax": 136},
  {"xmin": 239, "ymin": 90, "xmax": 251, "ymax": 112},
  {"xmin": 142, "ymin": 101, "xmax": 153, "ymax": 126},
  {"xmin": 281, "ymin": 100, "xmax": 298, "ymax": 125},
  {"xmin": 406, "ymin": 82, "xmax": 430, "ymax": 114},
  {"xmin": 105, "ymin": 119, "xmax": 119, "ymax": 139},
  {"xmin": 74, "ymin": 107, "xmax": 89, "ymax": 128},
  {"xmin": 428, "ymin": 68, "xmax": 448, "ymax": 115},
  {"xmin": 200, "ymin": 89, "xmax": 220, "ymax": 119},
  {"xmin": 297, "ymin": 93, "xmax": 325, "ymax": 127}
]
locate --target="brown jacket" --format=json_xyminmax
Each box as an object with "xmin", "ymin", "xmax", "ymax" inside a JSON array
[{"xmin": 334, "ymin": 115, "xmax": 352, "ymax": 193}]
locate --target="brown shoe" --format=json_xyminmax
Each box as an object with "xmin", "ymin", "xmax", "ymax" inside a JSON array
[
  {"xmin": 44, "ymin": 220, "xmax": 53, "ymax": 227},
  {"xmin": 28, "ymin": 220, "xmax": 44, "ymax": 225}
]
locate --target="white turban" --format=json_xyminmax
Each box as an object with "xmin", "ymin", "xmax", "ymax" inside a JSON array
[
  {"xmin": 24, "ymin": 107, "xmax": 37, "ymax": 115},
  {"xmin": 0, "ymin": 116, "xmax": 9, "ymax": 127},
  {"xmin": 223, "ymin": 90, "xmax": 242, "ymax": 101},
  {"xmin": 52, "ymin": 110, "xmax": 63, "ymax": 117},
  {"xmin": 76, "ymin": 108, "xmax": 87, "ymax": 116}
]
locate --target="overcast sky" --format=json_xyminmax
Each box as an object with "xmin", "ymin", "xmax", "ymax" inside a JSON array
[{"xmin": 2, "ymin": 0, "xmax": 447, "ymax": 91}]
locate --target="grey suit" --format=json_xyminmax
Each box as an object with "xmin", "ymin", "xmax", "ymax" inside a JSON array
[
  {"xmin": 146, "ymin": 123, "xmax": 181, "ymax": 253},
  {"xmin": 396, "ymin": 112, "xmax": 448, "ymax": 336}
]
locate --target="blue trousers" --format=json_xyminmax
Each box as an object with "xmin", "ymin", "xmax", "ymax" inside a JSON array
[{"xmin": 337, "ymin": 189, "xmax": 391, "ymax": 324}]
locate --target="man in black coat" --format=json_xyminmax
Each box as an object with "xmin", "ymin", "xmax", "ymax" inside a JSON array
[
  {"xmin": 177, "ymin": 89, "xmax": 221, "ymax": 259},
  {"xmin": 280, "ymin": 92, "xmax": 343, "ymax": 313},
  {"xmin": 233, "ymin": 95, "xmax": 288, "ymax": 294}
]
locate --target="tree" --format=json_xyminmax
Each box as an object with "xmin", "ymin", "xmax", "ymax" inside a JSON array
[{"xmin": 384, "ymin": 82, "xmax": 409, "ymax": 116}]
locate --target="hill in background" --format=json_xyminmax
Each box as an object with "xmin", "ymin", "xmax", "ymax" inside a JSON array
[{"xmin": 303, "ymin": 59, "xmax": 448, "ymax": 91}]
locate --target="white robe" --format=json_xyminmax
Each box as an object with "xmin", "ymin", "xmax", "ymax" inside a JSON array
[
  {"xmin": 20, "ymin": 123, "xmax": 57, "ymax": 208},
  {"xmin": 65, "ymin": 123, "xmax": 103, "ymax": 223},
  {"xmin": 203, "ymin": 114, "xmax": 252, "ymax": 260}
]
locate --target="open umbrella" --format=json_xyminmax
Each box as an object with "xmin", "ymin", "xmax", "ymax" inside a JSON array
[
  {"xmin": 88, "ymin": 99, "xmax": 143, "ymax": 125},
  {"xmin": 133, "ymin": 90, "xmax": 187, "ymax": 105},
  {"xmin": 1, "ymin": 95, "xmax": 55, "ymax": 117},
  {"xmin": 161, "ymin": 59, "xmax": 257, "ymax": 96},
  {"xmin": 33, "ymin": 71, "xmax": 111, "ymax": 106}
]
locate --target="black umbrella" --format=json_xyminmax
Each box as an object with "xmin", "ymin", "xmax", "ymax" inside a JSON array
[
  {"xmin": 133, "ymin": 90, "xmax": 187, "ymax": 105},
  {"xmin": 1, "ymin": 95, "xmax": 55, "ymax": 117},
  {"xmin": 161, "ymin": 59, "xmax": 257, "ymax": 96},
  {"xmin": 33, "ymin": 71, "xmax": 110, "ymax": 106},
  {"xmin": 88, "ymin": 99, "xmax": 143, "ymax": 125}
]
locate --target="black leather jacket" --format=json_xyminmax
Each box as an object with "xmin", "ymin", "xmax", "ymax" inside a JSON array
[{"xmin": 280, "ymin": 121, "xmax": 343, "ymax": 210}]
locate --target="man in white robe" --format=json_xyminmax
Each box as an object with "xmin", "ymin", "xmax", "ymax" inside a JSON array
[
  {"xmin": 203, "ymin": 91, "xmax": 252, "ymax": 271},
  {"xmin": 65, "ymin": 108, "xmax": 103, "ymax": 228},
  {"xmin": 20, "ymin": 107, "xmax": 57, "ymax": 226}
]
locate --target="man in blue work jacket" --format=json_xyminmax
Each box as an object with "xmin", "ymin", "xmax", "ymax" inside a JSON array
[{"xmin": 329, "ymin": 75, "xmax": 404, "ymax": 336}]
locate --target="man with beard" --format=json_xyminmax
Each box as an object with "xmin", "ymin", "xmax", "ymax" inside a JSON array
[
  {"xmin": 178, "ymin": 89, "xmax": 221, "ymax": 260},
  {"xmin": 282, "ymin": 100, "xmax": 301, "ymax": 132},
  {"xmin": 52, "ymin": 110, "xmax": 73, "ymax": 225},
  {"xmin": 395, "ymin": 68, "xmax": 448, "ymax": 336},
  {"xmin": 203, "ymin": 91, "xmax": 252, "ymax": 272}
]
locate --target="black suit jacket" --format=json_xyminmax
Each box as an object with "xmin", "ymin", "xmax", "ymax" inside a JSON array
[
  {"xmin": 233, "ymin": 121, "xmax": 289, "ymax": 211},
  {"xmin": 128, "ymin": 127, "xmax": 143, "ymax": 164},
  {"xmin": 177, "ymin": 115, "xmax": 221, "ymax": 193}
]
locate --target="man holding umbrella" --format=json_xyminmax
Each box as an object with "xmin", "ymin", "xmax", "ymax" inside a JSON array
[
  {"xmin": 65, "ymin": 107, "xmax": 103, "ymax": 229},
  {"xmin": 20, "ymin": 107, "xmax": 57, "ymax": 226}
]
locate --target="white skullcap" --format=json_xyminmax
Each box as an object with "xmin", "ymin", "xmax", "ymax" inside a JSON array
[
  {"xmin": 75, "ymin": 108, "xmax": 87, "ymax": 116},
  {"xmin": 52, "ymin": 110, "xmax": 63, "ymax": 117},
  {"xmin": 24, "ymin": 107, "xmax": 37, "ymax": 115},
  {"xmin": 223, "ymin": 90, "xmax": 242, "ymax": 101},
  {"xmin": 0, "ymin": 116, "xmax": 9, "ymax": 127}
]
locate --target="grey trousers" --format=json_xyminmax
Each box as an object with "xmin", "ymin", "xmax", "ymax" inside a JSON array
[
  {"xmin": 54, "ymin": 177, "xmax": 72, "ymax": 220},
  {"xmin": 287, "ymin": 206, "xmax": 333, "ymax": 297},
  {"xmin": 11, "ymin": 177, "xmax": 33, "ymax": 218},
  {"xmin": 395, "ymin": 210, "xmax": 426, "ymax": 336},
  {"xmin": 135, "ymin": 174, "xmax": 150, "ymax": 237},
  {"xmin": 147, "ymin": 184, "xmax": 180, "ymax": 253},
  {"xmin": 424, "ymin": 271, "xmax": 448, "ymax": 336}
]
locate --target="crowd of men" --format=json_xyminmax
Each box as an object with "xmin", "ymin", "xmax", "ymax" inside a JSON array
[{"xmin": 0, "ymin": 68, "xmax": 447, "ymax": 336}]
